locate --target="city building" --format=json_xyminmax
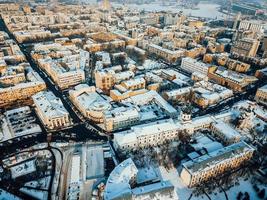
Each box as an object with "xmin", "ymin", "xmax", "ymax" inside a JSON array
[
  {"xmin": 113, "ymin": 119, "xmax": 180, "ymax": 151},
  {"xmin": 211, "ymin": 121, "xmax": 241, "ymax": 145},
  {"xmin": 181, "ymin": 57, "xmax": 211, "ymax": 75},
  {"xmin": 104, "ymin": 158, "xmax": 177, "ymax": 200},
  {"xmin": 181, "ymin": 141, "xmax": 254, "ymax": 187},
  {"xmin": 231, "ymin": 38, "xmax": 260, "ymax": 57},
  {"xmin": 32, "ymin": 43, "xmax": 86, "ymax": 90},
  {"xmin": 69, "ymin": 84, "xmax": 111, "ymax": 123},
  {"xmin": 238, "ymin": 20, "xmax": 264, "ymax": 33},
  {"xmin": 1, "ymin": 106, "xmax": 42, "ymax": 142},
  {"xmin": 255, "ymin": 85, "xmax": 267, "ymax": 106},
  {"xmin": 147, "ymin": 44, "xmax": 185, "ymax": 63},
  {"xmin": 192, "ymin": 81, "xmax": 233, "ymax": 109},
  {"xmin": 0, "ymin": 76, "xmax": 46, "ymax": 108},
  {"xmin": 104, "ymin": 107, "xmax": 140, "ymax": 132},
  {"xmin": 67, "ymin": 154, "xmax": 81, "ymax": 200},
  {"xmin": 32, "ymin": 91, "xmax": 71, "ymax": 130},
  {"xmin": 121, "ymin": 78, "xmax": 146, "ymax": 90},
  {"xmin": 226, "ymin": 59, "xmax": 251, "ymax": 73},
  {"xmin": 208, "ymin": 66, "xmax": 258, "ymax": 92}
]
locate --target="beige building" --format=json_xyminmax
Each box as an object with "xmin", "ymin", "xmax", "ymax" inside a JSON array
[
  {"xmin": 33, "ymin": 43, "xmax": 86, "ymax": 90},
  {"xmin": 255, "ymin": 85, "xmax": 267, "ymax": 106},
  {"xmin": 181, "ymin": 141, "xmax": 254, "ymax": 187},
  {"xmin": 113, "ymin": 119, "xmax": 180, "ymax": 151},
  {"xmin": 14, "ymin": 30, "xmax": 52, "ymax": 43},
  {"xmin": 231, "ymin": 38, "xmax": 260, "ymax": 57},
  {"xmin": 192, "ymin": 81, "xmax": 233, "ymax": 109},
  {"xmin": 110, "ymin": 88, "xmax": 147, "ymax": 102},
  {"xmin": 0, "ymin": 70, "xmax": 46, "ymax": 107},
  {"xmin": 181, "ymin": 57, "xmax": 211, "ymax": 75},
  {"xmin": 0, "ymin": 81, "xmax": 46, "ymax": 107},
  {"xmin": 32, "ymin": 91, "xmax": 71, "ymax": 130},
  {"xmin": 238, "ymin": 21, "xmax": 264, "ymax": 33},
  {"xmin": 95, "ymin": 70, "xmax": 115, "ymax": 91},
  {"xmin": 69, "ymin": 84, "xmax": 111, "ymax": 123},
  {"xmin": 121, "ymin": 78, "xmax": 146, "ymax": 90},
  {"xmin": 104, "ymin": 107, "xmax": 140, "ymax": 132},
  {"xmin": 208, "ymin": 66, "xmax": 258, "ymax": 92},
  {"xmin": 185, "ymin": 46, "xmax": 206, "ymax": 59},
  {"xmin": 211, "ymin": 121, "xmax": 241, "ymax": 145},
  {"xmin": 226, "ymin": 59, "xmax": 251, "ymax": 73},
  {"xmin": 147, "ymin": 44, "xmax": 185, "ymax": 63}
]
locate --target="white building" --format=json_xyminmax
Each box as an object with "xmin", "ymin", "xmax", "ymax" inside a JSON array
[
  {"xmin": 130, "ymin": 90, "xmax": 177, "ymax": 117},
  {"xmin": 104, "ymin": 107, "xmax": 140, "ymax": 132},
  {"xmin": 113, "ymin": 119, "xmax": 180, "ymax": 150},
  {"xmin": 32, "ymin": 91, "xmax": 71, "ymax": 130},
  {"xmin": 10, "ymin": 159, "xmax": 36, "ymax": 179},
  {"xmin": 238, "ymin": 20, "xmax": 264, "ymax": 33},
  {"xmin": 33, "ymin": 43, "xmax": 86, "ymax": 90},
  {"xmin": 181, "ymin": 57, "xmax": 211, "ymax": 75},
  {"xmin": 211, "ymin": 120, "xmax": 241, "ymax": 145},
  {"xmin": 104, "ymin": 158, "xmax": 177, "ymax": 200},
  {"xmin": 180, "ymin": 141, "xmax": 254, "ymax": 187},
  {"xmin": 3, "ymin": 106, "xmax": 42, "ymax": 140},
  {"xmin": 67, "ymin": 154, "xmax": 81, "ymax": 200},
  {"xmin": 255, "ymin": 84, "xmax": 267, "ymax": 106},
  {"xmin": 69, "ymin": 84, "xmax": 111, "ymax": 123}
]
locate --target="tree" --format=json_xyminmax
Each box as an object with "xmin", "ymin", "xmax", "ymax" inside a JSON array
[
  {"xmin": 237, "ymin": 192, "xmax": 243, "ymax": 200},
  {"xmin": 243, "ymin": 192, "xmax": 250, "ymax": 200},
  {"xmin": 258, "ymin": 189, "xmax": 265, "ymax": 199}
]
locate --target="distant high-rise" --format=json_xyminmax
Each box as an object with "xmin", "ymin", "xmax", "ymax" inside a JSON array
[{"xmin": 102, "ymin": 0, "xmax": 111, "ymax": 10}]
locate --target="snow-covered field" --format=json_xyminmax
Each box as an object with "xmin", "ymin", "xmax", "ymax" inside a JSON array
[{"xmin": 158, "ymin": 166, "xmax": 267, "ymax": 200}]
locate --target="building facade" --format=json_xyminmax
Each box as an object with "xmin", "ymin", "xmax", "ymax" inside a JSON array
[
  {"xmin": 181, "ymin": 142, "xmax": 254, "ymax": 187},
  {"xmin": 32, "ymin": 91, "xmax": 71, "ymax": 130}
]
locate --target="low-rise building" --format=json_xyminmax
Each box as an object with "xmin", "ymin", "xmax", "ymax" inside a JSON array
[
  {"xmin": 0, "ymin": 80, "xmax": 46, "ymax": 108},
  {"xmin": 32, "ymin": 43, "xmax": 86, "ymax": 90},
  {"xmin": 14, "ymin": 30, "xmax": 52, "ymax": 43},
  {"xmin": 226, "ymin": 59, "xmax": 251, "ymax": 73},
  {"xmin": 104, "ymin": 158, "xmax": 177, "ymax": 200},
  {"xmin": 113, "ymin": 119, "xmax": 180, "ymax": 151},
  {"xmin": 231, "ymin": 38, "xmax": 260, "ymax": 57},
  {"xmin": 185, "ymin": 46, "xmax": 206, "ymax": 59},
  {"xmin": 147, "ymin": 44, "xmax": 185, "ymax": 63},
  {"xmin": 2, "ymin": 106, "xmax": 42, "ymax": 141},
  {"xmin": 95, "ymin": 70, "xmax": 115, "ymax": 91},
  {"xmin": 104, "ymin": 107, "xmax": 140, "ymax": 132},
  {"xmin": 67, "ymin": 154, "xmax": 81, "ymax": 200},
  {"xmin": 121, "ymin": 78, "xmax": 146, "ymax": 90},
  {"xmin": 181, "ymin": 57, "xmax": 211, "ymax": 75},
  {"xmin": 192, "ymin": 81, "xmax": 233, "ymax": 109},
  {"xmin": 69, "ymin": 84, "xmax": 111, "ymax": 123},
  {"xmin": 208, "ymin": 66, "xmax": 258, "ymax": 92},
  {"xmin": 255, "ymin": 85, "xmax": 267, "ymax": 106},
  {"xmin": 181, "ymin": 141, "xmax": 254, "ymax": 187},
  {"xmin": 211, "ymin": 121, "xmax": 241, "ymax": 145},
  {"xmin": 32, "ymin": 91, "xmax": 71, "ymax": 130},
  {"xmin": 163, "ymin": 87, "xmax": 192, "ymax": 103}
]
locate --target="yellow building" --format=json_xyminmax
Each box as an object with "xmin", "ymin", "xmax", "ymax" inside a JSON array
[
  {"xmin": 208, "ymin": 66, "xmax": 258, "ymax": 92},
  {"xmin": 185, "ymin": 46, "xmax": 206, "ymax": 59},
  {"xmin": 95, "ymin": 70, "xmax": 115, "ymax": 92},
  {"xmin": 231, "ymin": 38, "xmax": 260, "ymax": 57},
  {"xmin": 110, "ymin": 88, "xmax": 147, "ymax": 102},
  {"xmin": 147, "ymin": 44, "xmax": 185, "ymax": 63},
  {"xmin": 226, "ymin": 59, "xmax": 250, "ymax": 73},
  {"xmin": 188, "ymin": 20, "xmax": 204, "ymax": 28},
  {"xmin": 255, "ymin": 85, "xmax": 267, "ymax": 106},
  {"xmin": 0, "ymin": 81, "xmax": 46, "ymax": 108}
]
